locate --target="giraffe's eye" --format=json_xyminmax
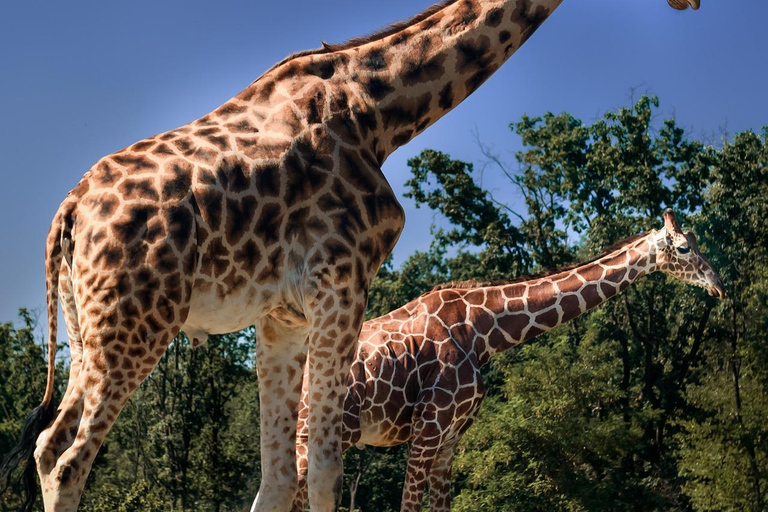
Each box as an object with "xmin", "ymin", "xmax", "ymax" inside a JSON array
[{"xmin": 677, "ymin": 245, "xmax": 691, "ymax": 254}]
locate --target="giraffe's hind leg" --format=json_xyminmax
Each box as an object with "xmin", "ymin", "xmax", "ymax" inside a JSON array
[
  {"xmin": 59, "ymin": 258, "xmax": 84, "ymax": 401},
  {"xmin": 28, "ymin": 257, "xmax": 90, "ymax": 507},
  {"xmin": 35, "ymin": 240, "xmax": 194, "ymax": 509},
  {"xmin": 35, "ymin": 319, "xmax": 181, "ymax": 512}
]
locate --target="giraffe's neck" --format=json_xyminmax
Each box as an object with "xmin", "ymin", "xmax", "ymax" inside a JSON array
[
  {"xmin": 356, "ymin": 0, "xmax": 565, "ymax": 162},
  {"xmin": 240, "ymin": 0, "xmax": 564, "ymax": 166},
  {"xmin": 464, "ymin": 231, "xmax": 660, "ymax": 366}
]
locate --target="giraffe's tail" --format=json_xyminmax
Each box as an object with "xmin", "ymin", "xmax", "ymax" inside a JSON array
[{"xmin": 0, "ymin": 199, "xmax": 75, "ymax": 512}]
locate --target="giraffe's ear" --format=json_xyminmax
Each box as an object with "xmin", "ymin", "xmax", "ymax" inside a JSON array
[
  {"xmin": 685, "ymin": 231, "xmax": 700, "ymax": 252},
  {"xmin": 663, "ymin": 209, "xmax": 683, "ymax": 235}
]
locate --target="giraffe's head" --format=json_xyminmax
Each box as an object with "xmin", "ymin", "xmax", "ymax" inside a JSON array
[
  {"xmin": 667, "ymin": 0, "xmax": 700, "ymax": 10},
  {"xmin": 652, "ymin": 209, "xmax": 724, "ymax": 299}
]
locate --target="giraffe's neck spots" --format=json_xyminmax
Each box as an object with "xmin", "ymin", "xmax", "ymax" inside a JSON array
[{"xmin": 229, "ymin": 0, "xmax": 565, "ymax": 165}]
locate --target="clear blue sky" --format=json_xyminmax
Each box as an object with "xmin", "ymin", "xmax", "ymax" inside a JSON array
[{"xmin": 1, "ymin": 0, "xmax": 766, "ymax": 327}]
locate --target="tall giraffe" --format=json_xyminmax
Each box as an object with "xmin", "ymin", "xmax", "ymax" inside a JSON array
[
  {"xmin": 0, "ymin": 0, "xmax": 701, "ymax": 511},
  {"xmin": 293, "ymin": 210, "xmax": 724, "ymax": 512}
]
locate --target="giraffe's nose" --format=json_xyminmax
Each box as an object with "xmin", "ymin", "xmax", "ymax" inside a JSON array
[
  {"xmin": 667, "ymin": 0, "xmax": 700, "ymax": 10},
  {"xmin": 709, "ymin": 275, "xmax": 726, "ymax": 300}
]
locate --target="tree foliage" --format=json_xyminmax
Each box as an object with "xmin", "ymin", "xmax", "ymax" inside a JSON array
[
  {"xmin": 371, "ymin": 96, "xmax": 768, "ymax": 511},
  {"xmin": 0, "ymin": 310, "xmax": 52, "ymax": 511}
]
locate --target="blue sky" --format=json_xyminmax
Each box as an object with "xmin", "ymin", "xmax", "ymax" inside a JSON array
[{"xmin": 1, "ymin": 0, "xmax": 766, "ymax": 327}]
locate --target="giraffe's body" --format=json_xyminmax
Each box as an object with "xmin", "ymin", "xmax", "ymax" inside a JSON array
[
  {"xmin": 0, "ymin": 0, "xmax": 701, "ymax": 510},
  {"xmin": 294, "ymin": 210, "xmax": 724, "ymax": 512}
]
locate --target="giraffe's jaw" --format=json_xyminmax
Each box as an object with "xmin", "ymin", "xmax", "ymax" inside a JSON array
[{"xmin": 667, "ymin": 0, "xmax": 700, "ymax": 10}]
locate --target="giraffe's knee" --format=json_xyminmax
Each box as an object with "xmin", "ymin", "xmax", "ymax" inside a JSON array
[
  {"xmin": 34, "ymin": 428, "xmax": 59, "ymax": 473},
  {"xmin": 39, "ymin": 459, "xmax": 89, "ymax": 512},
  {"xmin": 47, "ymin": 452, "xmax": 92, "ymax": 494},
  {"xmin": 34, "ymin": 445, "xmax": 54, "ymax": 475},
  {"xmin": 255, "ymin": 476, "xmax": 299, "ymax": 512}
]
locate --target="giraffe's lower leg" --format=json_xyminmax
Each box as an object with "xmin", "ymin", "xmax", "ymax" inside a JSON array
[
  {"xmin": 33, "ymin": 380, "xmax": 85, "ymax": 509},
  {"xmin": 427, "ymin": 445, "xmax": 456, "ymax": 512},
  {"xmin": 400, "ymin": 443, "xmax": 438, "ymax": 512},
  {"xmin": 305, "ymin": 327, "xmax": 359, "ymax": 512},
  {"xmin": 35, "ymin": 326, "xmax": 177, "ymax": 511},
  {"xmin": 290, "ymin": 440, "xmax": 309, "ymax": 512},
  {"xmin": 290, "ymin": 363, "xmax": 310, "ymax": 512},
  {"xmin": 34, "ymin": 375, "xmax": 125, "ymax": 510},
  {"xmin": 251, "ymin": 317, "xmax": 308, "ymax": 512},
  {"xmin": 399, "ymin": 405, "xmax": 447, "ymax": 512}
]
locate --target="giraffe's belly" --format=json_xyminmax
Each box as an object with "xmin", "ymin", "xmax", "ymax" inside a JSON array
[
  {"xmin": 182, "ymin": 258, "xmax": 305, "ymax": 340},
  {"xmin": 356, "ymin": 408, "xmax": 414, "ymax": 448},
  {"xmin": 181, "ymin": 203, "xmax": 309, "ymax": 337},
  {"xmin": 182, "ymin": 280, "xmax": 274, "ymax": 338}
]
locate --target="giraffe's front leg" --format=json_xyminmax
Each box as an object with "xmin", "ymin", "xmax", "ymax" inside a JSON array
[
  {"xmin": 398, "ymin": 395, "xmax": 456, "ymax": 512},
  {"xmin": 427, "ymin": 443, "xmax": 458, "ymax": 512},
  {"xmin": 303, "ymin": 285, "xmax": 367, "ymax": 512},
  {"xmin": 401, "ymin": 440, "xmax": 439, "ymax": 512},
  {"xmin": 251, "ymin": 316, "xmax": 309, "ymax": 512}
]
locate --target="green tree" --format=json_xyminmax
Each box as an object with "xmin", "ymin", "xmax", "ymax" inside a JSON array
[
  {"xmin": 2, "ymin": 96, "xmax": 765, "ymax": 512},
  {"xmin": 675, "ymin": 129, "xmax": 768, "ymax": 512},
  {"xmin": 399, "ymin": 95, "xmax": 734, "ymax": 510}
]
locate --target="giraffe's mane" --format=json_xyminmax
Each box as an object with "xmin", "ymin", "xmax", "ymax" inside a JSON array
[
  {"xmin": 429, "ymin": 232, "xmax": 649, "ymax": 293},
  {"xmin": 262, "ymin": 0, "xmax": 460, "ymax": 76}
]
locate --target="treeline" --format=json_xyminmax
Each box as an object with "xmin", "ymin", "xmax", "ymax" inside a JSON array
[{"xmin": 1, "ymin": 96, "xmax": 766, "ymax": 511}]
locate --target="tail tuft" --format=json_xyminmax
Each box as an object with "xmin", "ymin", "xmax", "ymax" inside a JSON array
[{"xmin": 0, "ymin": 403, "xmax": 55, "ymax": 512}]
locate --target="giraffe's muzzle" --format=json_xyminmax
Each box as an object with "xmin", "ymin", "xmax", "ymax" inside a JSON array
[
  {"xmin": 708, "ymin": 276, "xmax": 726, "ymax": 300},
  {"xmin": 667, "ymin": 0, "xmax": 700, "ymax": 10}
]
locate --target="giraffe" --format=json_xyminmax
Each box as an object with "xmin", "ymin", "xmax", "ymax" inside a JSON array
[
  {"xmin": 0, "ymin": 0, "xmax": 701, "ymax": 511},
  {"xmin": 292, "ymin": 210, "xmax": 724, "ymax": 512}
]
